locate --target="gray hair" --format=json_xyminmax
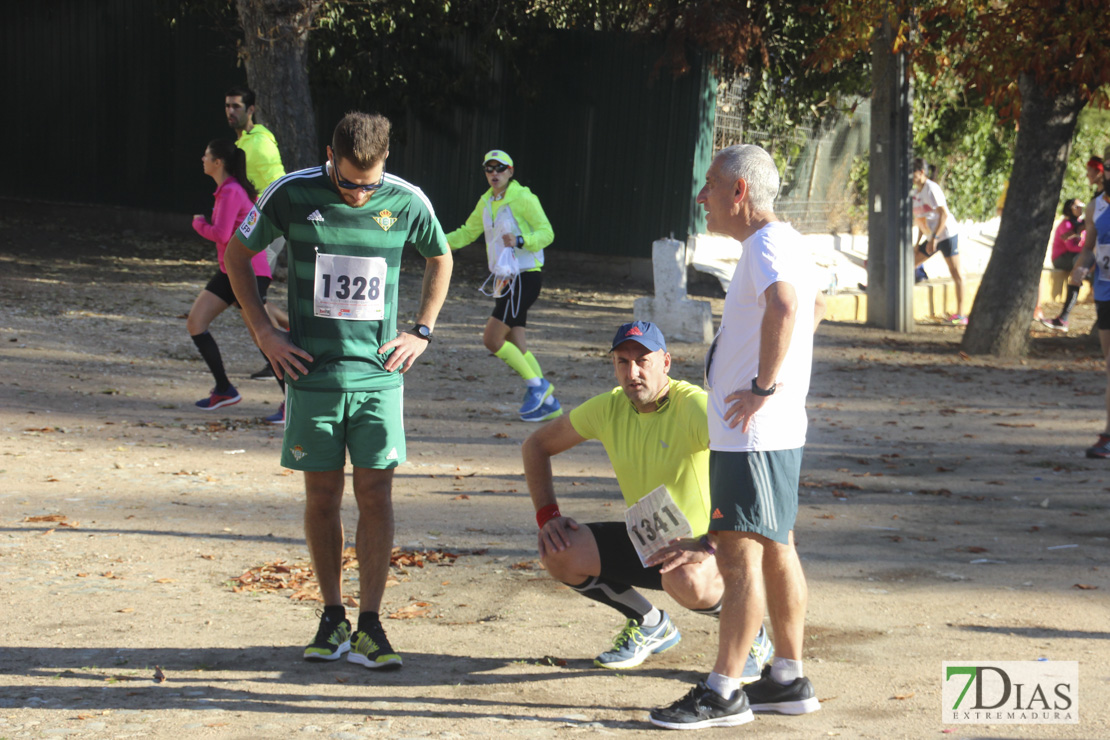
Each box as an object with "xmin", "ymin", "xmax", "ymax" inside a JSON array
[{"xmin": 715, "ymin": 144, "xmax": 780, "ymax": 212}]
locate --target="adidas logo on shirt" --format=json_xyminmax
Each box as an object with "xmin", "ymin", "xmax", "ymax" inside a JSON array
[
  {"xmin": 307, "ymin": 210, "xmax": 325, "ymax": 222},
  {"xmin": 386, "ymin": 447, "xmax": 399, "ymax": 460},
  {"xmin": 711, "ymin": 508, "xmax": 724, "ymax": 519}
]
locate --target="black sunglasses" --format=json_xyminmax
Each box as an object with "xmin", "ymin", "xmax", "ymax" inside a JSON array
[
  {"xmin": 330, "ymin": 155, "xmax": 385, "ymax": 192},
  {"xmin": 484, "ymin": 163, "xmax": 510, "ymax": 174}
]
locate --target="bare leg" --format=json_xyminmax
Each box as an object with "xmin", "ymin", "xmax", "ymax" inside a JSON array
[
  {"xmin": 186, "ymin": 290, "xmax": 230, "ymax": 336},
  {"xmin": 540, "ymin": 524, "xmax": 601, "ymax": 584},
  {"xmin": 482, "ymin": 317, "xmax": 512, "ymax": 353},
  {"xmin": 712, "ymin": 532, "xmax": 766, "ymax": 677},
  {"xmin": 1101, "ymin": 330, "xmax": 1110, "ymax": 435},
  {"xmin": 945, "ymin": 253, "xmax": 965, "ymax": 316},
  {"xmin": 304, "ymin": 470, "xmax": 346, "ymax": 606},
  {"xmin": 265, "ymin": 302, "xmax": 290, "ymax": 331},
  {"xmin": 761, "ymin": 531, "xmax": 807, "ymax": 661},
  {"xmin": 352, "ymin": 467, "xmax": 395, "ymax": 613}
]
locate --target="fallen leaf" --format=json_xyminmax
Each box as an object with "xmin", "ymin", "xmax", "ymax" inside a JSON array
[
  {"xmin": 965, "ymin": 546, "xmax": 988, "ymax": 553},
  {"xmin": 388, "ymin": 602, "xmax": 432, "ymax": 619},
  {"xmin": 335, "ymin": 676, "xmax": 349, "ymax": 684},
  {"xmin": 153, "ymin": 666, "xmax": 165, "ymax": 683},
  {"xmin": 153, "ymin": 578, "xmax": 175, "ymax": 584},
  {"xmin": 24, "ymin": 514, "xmax": 67, "ymax": 523},
  {"xmin": 452, "ymin": 494, "xmax": 470, "ymax": 500},
  {"xmin": 892, "ymin": 691, "xmax": 915, "ymax": 700},
  {"xmin": 537, "ymin": 656, "xmax": 567, "ymax": 667},
  {"xmin": 493, "ymin": 432, "xmax": 509, "ymax": 439},
  {"xmin": 117, "ymin": 608, "xmax": 134, "ymax": 613},
  {"xmin": 1074, "ymin": 584, "xmax": 1098, "ymax": 590}
]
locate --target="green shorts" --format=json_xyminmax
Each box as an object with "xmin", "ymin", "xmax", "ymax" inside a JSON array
[
  {"xmin": 280, "ymin": 385, "xmax": 406, "ymax": 471},
  {"xmin": 708, "ymin": 448, "xmax": 802, "ymax": 544}
]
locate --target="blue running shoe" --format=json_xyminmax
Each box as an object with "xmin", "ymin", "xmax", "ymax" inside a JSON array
[
  {"xmin": 520, "ymin": 395, "xmax": 562, "ymax": 422},
  {"xmin": 195, "ymin": 385, "xmax": 241, "ymax": 411},
  {"xmin": 519, "ymin": 379, "xmax": 553, "ymax": 414},
  {"xmin": 595, "ymin": 612, "xmax": 681, "ymax": 669},
  {"xmin": 265, "ymin": 402, "xmax": 285, "ymax": 426},
  {"xmin": 1086, "ymin": 434, "xmax": 1110, "ymax": 459},
  {"xmin": 741, "ymin": 625, "xmax": 774, "ymax": 683}
]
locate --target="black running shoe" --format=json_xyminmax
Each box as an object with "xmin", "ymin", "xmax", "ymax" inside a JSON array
[
  {"xmin": 303, "ymin": 612, "xmax": 351, "ymax": 661},
  {"xmin": 649, "ymin": 681, "xmax": 754, "ymax": 730},
  {"xmin": 743, "ymin": 665, "xmax": 821, "ymax": 714}
]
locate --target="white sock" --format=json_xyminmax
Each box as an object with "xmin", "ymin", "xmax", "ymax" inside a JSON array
[
  {"xmin": 639, "ymin": 607, "xmax": 662, "ymax": 628},
  {"xmin": 524, "ymin": 377, "xmax": 542, "ymax": 387},
  {"xmin": 770, "ymin": 657, "xmax": 803, "ymax": 684},
  {"xmin": 706, "ymin": 671, "xmax": 742, "ymax": 699}
]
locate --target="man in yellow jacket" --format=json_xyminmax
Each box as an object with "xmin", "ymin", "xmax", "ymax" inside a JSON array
[{"xmin": 447, "ymin": 150, "xmax": 560, "ymax": 421}]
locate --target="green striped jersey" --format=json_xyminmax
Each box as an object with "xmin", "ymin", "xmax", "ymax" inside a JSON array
[{"xmin": 238, "ymin": 165, "xmax": 449, "ymax": 392}]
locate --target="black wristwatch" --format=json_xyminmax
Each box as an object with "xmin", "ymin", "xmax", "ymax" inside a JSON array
[
  {"xmin": 751, "ymin": 377, "xmax": 776, "ymax": 397},
  {"xmin": 409, "ymin": 324, "xmax": 432, "ymax": 342},
  {"xmin": 515, "ymin": 235, "xmax": 525, "ymax": 248}
]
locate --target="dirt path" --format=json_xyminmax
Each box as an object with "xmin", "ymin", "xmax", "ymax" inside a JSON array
[{"xmin": 0, "ymin": 212, "xmax": 1107, "ymax": 739}]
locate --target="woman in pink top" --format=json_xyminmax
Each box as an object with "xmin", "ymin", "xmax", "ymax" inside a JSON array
[
  {"xmin": 188, "ymin": 139, "xmax": 280, "ymax": 413},
  {"xmin": 1042, "ymin": 198, "xmax": 1088, "ymax": 331}
]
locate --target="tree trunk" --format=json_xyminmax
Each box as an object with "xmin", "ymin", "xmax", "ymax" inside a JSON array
[
  {"xmin": 961, "ymin": 74, "xmax": 1084, "ymax": 356},
  {"xmin": 234, "ymin": 0, "xmax": 324, "ymax": 172}
]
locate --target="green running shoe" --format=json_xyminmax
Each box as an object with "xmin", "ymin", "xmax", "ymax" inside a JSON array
[
  {"xmin": 348, "ymin": 628, "xmax": 403, "ymax": 669},
  {"xmin": 303, "ymin": 613, "xmax": 351, "ymax": 661}
]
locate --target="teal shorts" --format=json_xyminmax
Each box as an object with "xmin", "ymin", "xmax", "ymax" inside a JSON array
[
  {"xmin": 708, "ymin": 448, "xmax": 802, "ymax": 544},
  {"xmin": 280, "ymin": 385, "xmax": 406, "ymax": 471}
]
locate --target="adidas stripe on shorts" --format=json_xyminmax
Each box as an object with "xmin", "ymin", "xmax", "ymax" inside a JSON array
[
  {"xmin": 281, "ymin": 386, "xmax": 405, "ymax": 471},
  {"xmin": 708, "ymin": 448, "xmax": 802, "ymax": 544}
]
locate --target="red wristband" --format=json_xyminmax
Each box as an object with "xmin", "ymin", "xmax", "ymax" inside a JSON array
[{"xmin": 536, "ymin": 504, "xmax": 561, "ymax": 528}]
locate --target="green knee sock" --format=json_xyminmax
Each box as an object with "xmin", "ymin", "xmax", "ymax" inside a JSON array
[
  {"xmin": 523, "ymin": 351, "xmax": 544, "ymax": 380},
  {"xmin": 494, "ymin": 342, "xmax": 539, "ymax": 381}
]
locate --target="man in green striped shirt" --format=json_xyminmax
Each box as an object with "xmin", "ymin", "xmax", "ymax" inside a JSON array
[{"xmin": 225, "ymin": 112, "xmax": 452, "ymax": 670}]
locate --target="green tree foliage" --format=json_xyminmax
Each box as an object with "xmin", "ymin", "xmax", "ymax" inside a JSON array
[{"xmin": 912, "ymin": 68, "xmax": 1017, "ymax": 222}]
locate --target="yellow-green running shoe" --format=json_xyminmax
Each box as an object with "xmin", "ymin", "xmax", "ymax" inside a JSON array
[
  {"xmin": 348, "ymin": 628, "xmax": 402, "ymax": 669},
  {"xmin": 303, "ymin": 614, "xmax": 351, "ymax": 661}
]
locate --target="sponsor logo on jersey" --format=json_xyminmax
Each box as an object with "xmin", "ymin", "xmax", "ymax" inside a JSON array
[
  {"xmin": 291, "ymin": 445, "xmax": 306, "ymax": 461},
  {"xmin": 385, "ymin": 447, "xmax": 399, "ymax": 460},
  {"xmin": 239, "ymin": 208, "xmax": 259, "ymax": 238},
  {"xmin": 373, "ymin": 209, "xmax": 398, "ymax": 231},
  {"xmin": 338, "ymin": 309, "xmax": 351, "ymax": 317},
  {"xmin": 307, "ymin": 209, "xmax": 325, "ymax": 222},
  {"xmin": 711, "ymin": 508, "xmax": 724, "ymax": 519}
]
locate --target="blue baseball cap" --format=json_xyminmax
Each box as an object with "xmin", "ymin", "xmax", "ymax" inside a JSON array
[{"xmin": 610, "ymin": 321, "xmax": 667, "ymax": 353}]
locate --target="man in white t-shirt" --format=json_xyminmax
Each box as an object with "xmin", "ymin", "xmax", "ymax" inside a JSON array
[
  {"xmin": 650, "ymin": 144, "xmax": 824, "ymax": 730},
  {"xmin": 912, "ymin": 157, "xmax": 967, "ymax": 324}
]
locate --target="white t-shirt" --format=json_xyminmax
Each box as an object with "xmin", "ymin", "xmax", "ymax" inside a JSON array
[
  {"xmin": 706, "ymin": 221, "xmax": 818, "ymax": 452},
  {"xmin": 912, "ymin": 179, "xmax": 957, "ymax": 241}
]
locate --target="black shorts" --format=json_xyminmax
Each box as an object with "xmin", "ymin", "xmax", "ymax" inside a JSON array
[
  {"xmin": 205, "ymin": 271, "xmax": 270, "ymax": 308},
  {"xmin": 917, "ymin": 235, "xmax": 959, "ymax": 258},
  {"xmin": 1052, "ymin": 253, "xmax": 1079, "ymax": 272},
  {"xmin": 492, "ymin": 270, "xmax": 542, "ymax": 327},
  {"xmin": 1097, "ymin": 300, "xmax": 1110, "ymax": 331},
  {"xmin": 585, "ymin": 521, "xmax": 663, "ymax": 591}
]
